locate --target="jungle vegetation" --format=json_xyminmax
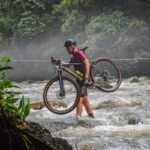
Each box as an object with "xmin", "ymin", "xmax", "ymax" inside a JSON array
[{"xmin": 0, "ymin": 0, "xmax": 150, "ymax": 43}]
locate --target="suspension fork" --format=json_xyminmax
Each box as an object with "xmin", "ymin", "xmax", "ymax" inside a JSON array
[{"xmin": 58, "ymin": 63, "xmax": 65, "ymax": 95}]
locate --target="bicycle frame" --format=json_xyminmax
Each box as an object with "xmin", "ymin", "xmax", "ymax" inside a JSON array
[
  {"xmin": 54, "ymin": 61, "xmax": 83, "ymax": 80},
  {"xmin": 51, "ymin": 56, "xmax": 122, "ymax": 94},
  {"xmin": 53, "ymin": 60, "xmax": 83, "ymax": 96}
]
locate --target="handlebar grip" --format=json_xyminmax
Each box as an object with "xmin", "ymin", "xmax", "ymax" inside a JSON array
[
  {"xmin": 51, "ymin": 56, "xmax": 60, "ymax": 65},
  {"xmin": 51, "ymin": 56, "xmax": 55, "ymax": 64}
]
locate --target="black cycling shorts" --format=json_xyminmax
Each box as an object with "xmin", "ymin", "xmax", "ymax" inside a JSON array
[{"xmin": 76, "ymin": 79, "xmax": 87, "ymax": 97}]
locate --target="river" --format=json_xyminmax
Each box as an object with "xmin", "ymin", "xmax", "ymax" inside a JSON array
[{"xmin": 15, "ymin": 76, "xmax": 150, "ymax": 150}]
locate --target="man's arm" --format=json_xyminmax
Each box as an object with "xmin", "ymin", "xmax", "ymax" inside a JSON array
[
  {"xmin": 83, "ymin": 58, "xmax": 90, "ymax": 79},
  {"xmin": 61, "ymin": 60, "xmax": 72, "ymax": 68}
]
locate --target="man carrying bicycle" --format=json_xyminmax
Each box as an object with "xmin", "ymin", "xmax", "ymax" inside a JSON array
[{"xmin": 64, "ymin": 39, "xmax": 94, "ymax": 119}]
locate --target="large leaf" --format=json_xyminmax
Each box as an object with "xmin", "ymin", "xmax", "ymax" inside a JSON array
[
  {"xmin": 18, "ymin": 97, "xmax": 30, "ymax": 119},
  {"xmin": 5, "ymin": 97, "xmax": 19, "ymax": 104},
  {"xmin": 22, "ymin": 134, "xmax": 32, "ymax": 149},
  {"xmin": 18, "ymin": 96, "xmax": 25, "ymax": 114},
  {"xmin": 6, "ymin": 91, "xmax": 22, "ymax": 95},
  {"xmin": 0, "ymin": 57, "xmax": 12, "ymax": 63},
  {"xmin": 23, "ymin": 98, "xmax": 30, "ymax": 119},
  {"xmin": 0, "ymin": 66, "xmax": 13, "ymax": 72},
  {"xmin": 5, "ymin": 103, "xmax": 18, "ymax": 113},
  {"xmin": 5, "ymin": 84, "xmax": 21, "ymax": 89},
  {"xmin": 0, "ymin": 78, "xmax": 21, "ymax": 89}
]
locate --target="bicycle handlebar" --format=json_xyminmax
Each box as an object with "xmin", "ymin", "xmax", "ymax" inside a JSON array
[{"xmin": 51, "ymin": 56, "xmax": 82, "ymax": 66}]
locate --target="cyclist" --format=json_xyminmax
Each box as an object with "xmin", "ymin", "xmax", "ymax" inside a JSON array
[{"xmin": 64, "ymin": 39, "xmax": 94, "ymax": 119}]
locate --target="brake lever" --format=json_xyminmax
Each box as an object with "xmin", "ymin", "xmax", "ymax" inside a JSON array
[
  {"xmin": 51, "ymin": 56, "xmax": 58, "ymax": 65},
  {"xmin": 51, "ymin": 56, "xmax": 55, "ymax": 64}
]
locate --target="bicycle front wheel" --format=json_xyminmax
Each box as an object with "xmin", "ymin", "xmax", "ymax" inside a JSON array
[
  {"xmin": 90, "ymin": 58, "xmax": 122, "ymax": 92},
  {"xmin": 43, "ymin": 76, "xmax": 80, "ymax": 114}
]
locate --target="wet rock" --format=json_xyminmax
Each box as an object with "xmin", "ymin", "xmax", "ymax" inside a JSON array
[
  {"xmin": 131, "ymin": 101, "xmax": 142, "ymax": 107},
  {"xmin": 26, "ymin": 80, "xmax": 36, "ymax": 83},
  {"xmin": 79, "ymin": 143, "xmax": 93, "ymax": 150},
  {"xmin": 128, "ymin": 118, "xmax": 139, "ymax": 125},
  {"xmin": 130, "ymin": 77, "xmax": 140, "ymax": 83},
  {"xmin": 93, "ymin": 100, "xmax": 130, "ymax": 110},
  {"xmin": 30, "ymin": 101, "xmax": 45, "ymax": 110},
  {"xmin": 139, "ymin": 76, "xmax": 150, "ymax": 83},
  {"xmin": 0, "ymin": 107, "xmax": 73, "ymax": 150}
]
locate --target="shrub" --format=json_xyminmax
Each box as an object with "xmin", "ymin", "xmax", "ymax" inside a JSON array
[
  {"xmin": 86, "ymin": 11, "xmax": 127, "ymax": 36},
  {"xmin": 13, "ymin": 11, "xmax": 47, "ymax": 38},
  {"xmin": 0, "ymin": 57, "xmax": 30, "ymax": 119},
  {"xmin": 61, "ymin": 10, "xmax": 86, "ymax": 33},
  {"xmin": 63, "ymin": 0, "xmax": 91, "ymax": 6}
]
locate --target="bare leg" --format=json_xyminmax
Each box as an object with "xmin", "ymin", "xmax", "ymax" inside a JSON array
[
  {"xmin": 83, "ymin": 96, "xmax": 93, "ymax": 115},
  {"xmin": 76, "ymin": 97, "xmax": 84, "ymax": 117}
]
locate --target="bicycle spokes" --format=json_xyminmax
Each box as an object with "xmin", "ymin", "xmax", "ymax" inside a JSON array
[
  {"xmin": 44, "ymin": 78, "xmax": 79, "ymax": 113},
  {"xmin": 94, "ymin": 70, "xmax": 114, "ymax": 89},
  {"xmin": 91, "ymin": 59, "xmax": 122, "ymax": 92}
]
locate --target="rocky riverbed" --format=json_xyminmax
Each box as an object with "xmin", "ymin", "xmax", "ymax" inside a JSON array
[{"xmin": 15, "ymin": 76, "xmax": 150, "ymax": 150}]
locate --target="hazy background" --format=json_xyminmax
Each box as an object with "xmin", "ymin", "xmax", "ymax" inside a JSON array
[{"xmin": 0, "ymin": 0, "xmax": 150, "ymax": 81}]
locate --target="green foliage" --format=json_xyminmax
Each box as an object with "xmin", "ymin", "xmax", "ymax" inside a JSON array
[
  {"xmin": 63, "ymin": 0, "xmax": 91, "ymax": 6},
  {"xmin": 0, "ymin": 18, "xmax": 4, "ymax": 41},
  {"xmin": 0, "ymin": 57, "xmax": 30, "ymax": 119},
  {"xmin": 52, "ymin": 0, "xmax": 90, "ymax": 33},
  {"xmin": 127, "ymin": 18, "xmax": 148, "ymax": 32},
  {"xmin": 52, "ymin": 1, "xmax": 67, "ymax": 17},
  {"xmin": 22, "ymin": 134, "xmax": 33, "ymax": 150},
  {"xmin": 83, "ymin": 10, "xmax": 149, "ymax": 48},
  {"xmin": 0, "ymin": 57, "xmax": 13, "ymax": 77},
  {"xmin": 86, "ymin": 11, "xmax": 127, "ymax": 36},
  {"xmin": 0, "ymin": 0, "xmax": 150, "ymax": 41},
  {"xmin": 0, "ymin": 16, "xmax": 10, "ymax": 41},
  {"xmin": 13, "ymin": 11, "xmax": 47, "ymax": 38},
  {"xmin": 0, "ymin": 0, "xmax": 54, "ymax": 39},
  {"xmin": 61, "ymin": 10, "xmax": 86, "ymax": 33},
  {"xmin": 18, "ymin": 96, "xmax": 30, "ymax": 119},
  {"xmin": 0, "ymin": 56, "xmax": 12, "ymax": 62}
]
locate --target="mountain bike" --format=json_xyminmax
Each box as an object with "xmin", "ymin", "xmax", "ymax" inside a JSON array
[{"xmin": 43, "ymin": 49, "xmax": 122, "ymax": 115}]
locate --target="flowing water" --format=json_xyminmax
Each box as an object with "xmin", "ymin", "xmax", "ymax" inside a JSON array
[{"xmin": 15, "ymin": 77, "xmax": 150, "ymax": 150}]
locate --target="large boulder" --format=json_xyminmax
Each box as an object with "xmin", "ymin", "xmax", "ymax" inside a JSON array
[{"xmin": 0, "ymin": 107, "xmax": 72, "ymax": 150}]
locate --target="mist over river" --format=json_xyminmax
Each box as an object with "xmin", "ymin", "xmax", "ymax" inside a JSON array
[{"xmin": 14, "ymin": 76, "xmax": 150, "ymax": 150}]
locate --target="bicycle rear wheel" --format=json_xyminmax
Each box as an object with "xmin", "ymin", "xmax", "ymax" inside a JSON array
[
  {"xmin": 43, "ymin": 76, "xmax": 80, "ymax": 114},
  {"xmin": 90, "ymin": 58, "xmax": 122, "ymax": 92}
]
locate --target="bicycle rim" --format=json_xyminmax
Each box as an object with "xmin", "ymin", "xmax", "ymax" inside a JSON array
[
  {"xmin": 43, "ymin": 76, "xmax": 80, "ymax": 114},
  {"xmin": 90, "ymin": 58, "xmax": 122, "ymax": 92}
]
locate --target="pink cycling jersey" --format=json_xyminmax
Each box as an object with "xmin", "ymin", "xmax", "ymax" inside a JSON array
[{"xmin": 70, "ymin": 49, "xmax": 87, "ymax": 74}]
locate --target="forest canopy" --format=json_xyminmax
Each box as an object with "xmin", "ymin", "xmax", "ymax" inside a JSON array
[{"xmin": 0, "ymin": 0, "xmax": 150, "ymax": 40}]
